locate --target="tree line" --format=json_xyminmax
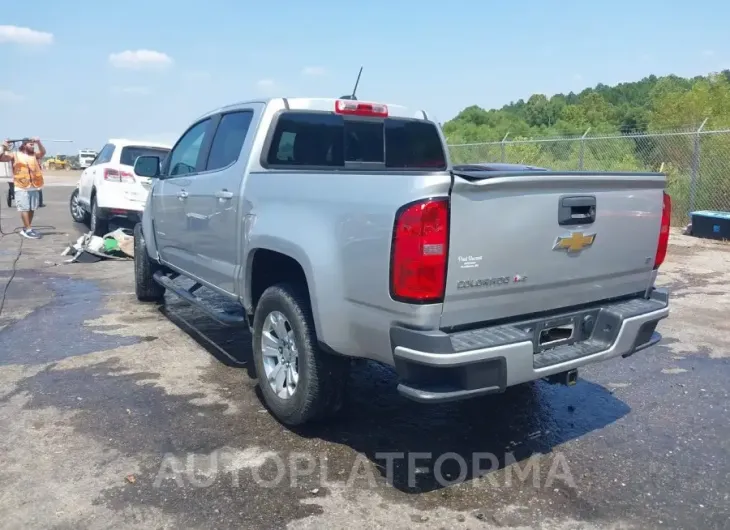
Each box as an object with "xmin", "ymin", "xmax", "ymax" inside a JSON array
[
  {"xmin": 444, "ymin": 70, "xmax": 730, "ymax": 143},
  {"xmin": 444, "ymin": 71, "xmax": 730, "ymax": 222}
]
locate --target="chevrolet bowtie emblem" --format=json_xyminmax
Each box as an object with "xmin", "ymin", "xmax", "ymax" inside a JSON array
[{"xmin": 553, "ymin": 232, "xmax": 596, "ymax": 253}]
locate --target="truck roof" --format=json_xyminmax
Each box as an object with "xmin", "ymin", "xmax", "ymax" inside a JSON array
[
  {"xmin": 197, "ymin": 97, "xmax": 434, "ymax": 122},
  {"xmin": 107, "ymin": 138, "xmax": 172, "ymax": 149}
]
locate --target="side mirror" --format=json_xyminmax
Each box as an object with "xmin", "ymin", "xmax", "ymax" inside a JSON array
[{"xmin": 134, "ymin": 155, "xmax": 161, "ymax": 178}]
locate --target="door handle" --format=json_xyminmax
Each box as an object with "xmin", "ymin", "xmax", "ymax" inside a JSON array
[
  {"xmin": 177, "ymin": 190, "xmax": 188, "ymax": 200},
  {"xmin": 215, "ymin": 190, "xmax": 234, "ymax": 200}
]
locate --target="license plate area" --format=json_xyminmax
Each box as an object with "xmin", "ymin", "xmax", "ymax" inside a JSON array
[
  {"xmin": 538, "ymin": 320, "xmax": 574, "ymax": 348},
  {"xmin": 534, "ymin": 317, "xmax": 577, "ymax": 352},
  {"xmin": 518, "ymin": 309, "xmax": 601, "ymax": 354}
]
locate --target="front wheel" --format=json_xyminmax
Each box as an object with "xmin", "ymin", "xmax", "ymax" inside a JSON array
[
  {"xmin": 89, "ymin": 195, "xmax": 108, "ymax": 236},
  {"xmin": 134, "ymin": 223, "xmax": 165, "ymax": 303},
  {"xmin": 252, "ymin": 283, "xmax": 349, "ymax": 426},
  {"xmin": 69, "ymin": 189, "xmax": 89, "ymax": 223}
]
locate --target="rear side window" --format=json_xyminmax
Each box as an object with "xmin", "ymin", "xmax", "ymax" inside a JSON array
[
  {"xmin": 120, "ymin": 146, "xmax": 170, "ymax": 167},
  {"xmin": 206, "ymin": 111, "xmax": 254, "ymax": 171},
  {"xmin": 265, "ymin": 112, "xmax": 446, "ymax": 170},
  {"xmin": 93, "ymin": 143, "xmax": 115, "ymax": 165}
]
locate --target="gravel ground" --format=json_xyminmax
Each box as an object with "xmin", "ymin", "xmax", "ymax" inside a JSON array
[{"xmin": 0, "ymin": 186, "xmax": 728, "ymax": 530}]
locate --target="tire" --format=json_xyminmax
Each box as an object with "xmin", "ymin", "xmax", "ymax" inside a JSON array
[
  {"xmin": 69, "ymin": 189, "xmax": 89, "ymax": 223},
  {"xmin": 134, "ymin": 223, "xmax": 165, "ymax": 303},
  {"xmin": 252, "ymin": 283, "xmax": 349, "ymax": 426},
  {"xmin": 89, "ymin": 195, "xmax": 108, "ymax": 236}
]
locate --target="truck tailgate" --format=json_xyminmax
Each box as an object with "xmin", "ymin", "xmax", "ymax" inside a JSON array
[{"xmin": 441, "ymin": 171, "xmax": 666, "ymax": 329}]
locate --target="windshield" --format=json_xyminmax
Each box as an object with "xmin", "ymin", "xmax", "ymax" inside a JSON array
[{"xmin": 120, "ymin": 146, "xmax": 170, "ymax": 168}]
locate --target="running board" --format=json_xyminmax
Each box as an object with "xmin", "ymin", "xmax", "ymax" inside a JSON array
[{"xmin": 153, "ymin": 271, "xmax": 246, "ymax": 327}]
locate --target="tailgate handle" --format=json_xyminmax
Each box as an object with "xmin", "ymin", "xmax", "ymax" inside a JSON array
[{"xmin": 559, "ymin": 195, "xmax": 596, "ymax": 226}]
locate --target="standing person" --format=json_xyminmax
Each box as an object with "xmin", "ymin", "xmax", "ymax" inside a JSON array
[
  {"xmin": 6, "ymin": 178, "xmax": 44, "ymax": 207},
  {"xmin": 0, "ymin": 138, "xmax": 46, "ymax": 239}
]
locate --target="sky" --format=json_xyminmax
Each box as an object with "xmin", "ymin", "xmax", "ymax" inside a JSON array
[{"xmin": 1, "ymin": 0, "xmax": 728, "ymax": 155}]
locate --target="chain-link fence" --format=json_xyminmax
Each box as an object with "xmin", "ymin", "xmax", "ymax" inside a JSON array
[{"xmin": 448, "ymin": 128, "xmax": 730, "ymax": 226}]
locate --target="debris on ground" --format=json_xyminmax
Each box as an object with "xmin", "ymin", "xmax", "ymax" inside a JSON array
[{"xmin": 61, "ymin": 228, "xmax": 134, "ymax": 263}]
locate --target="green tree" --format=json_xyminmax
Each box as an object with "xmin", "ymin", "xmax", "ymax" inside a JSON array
[
  {"xmin": 525, "ymin": 94, "xmax": 552, "ymax": 127},
  {"xmin": 650, "ymin": 74, "xmax": 730, "ymax": 130}
]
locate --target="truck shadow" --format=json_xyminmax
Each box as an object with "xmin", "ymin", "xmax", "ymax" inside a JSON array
[
  {"xmin": 158, "ymin": 303, "xmax": 255, "ymax": 378},
  {"xmin": 160, "ymin": 297, "xmax": 631, "ymax": 494},
  {"xmin": 295, "ymin": 362, "xmax": 630, "ymax": 493}
]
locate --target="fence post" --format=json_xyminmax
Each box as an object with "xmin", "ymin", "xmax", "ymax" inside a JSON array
[
  {"xmin": 578, "ymin": 128, "xmax": 591, "ymax": 170},
  {"xmin": 689, "ymin": 118, "xmax": 708, "ymax": 214},
  {"xmin": 500, "ymin": 133, "xmax": 510, "ymax": 163}
]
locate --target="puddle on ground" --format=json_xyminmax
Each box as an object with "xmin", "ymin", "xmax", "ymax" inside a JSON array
[{"xmin": 0, "ymin": 273, "xmax": 144, "ymax": 365}]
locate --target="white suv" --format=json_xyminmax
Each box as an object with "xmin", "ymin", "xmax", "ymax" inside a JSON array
[{"xmin": 69, "ymin": 138, "xmax": 171, "ymax": 235}]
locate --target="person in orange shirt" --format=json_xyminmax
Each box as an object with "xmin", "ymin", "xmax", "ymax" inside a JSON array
[{"xmin": 0, "ymin": 138, "xmax": 46, "ymax": 239}]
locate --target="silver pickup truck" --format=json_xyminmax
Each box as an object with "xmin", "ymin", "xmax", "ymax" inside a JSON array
[{"xmin": 132, "ymin": 97, "xmax": 671, "ymax": 426}]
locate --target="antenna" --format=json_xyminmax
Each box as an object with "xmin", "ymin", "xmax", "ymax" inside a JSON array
[{"xmin": 340, "ymin": 66, "xmax": 363, "ymax": 100}]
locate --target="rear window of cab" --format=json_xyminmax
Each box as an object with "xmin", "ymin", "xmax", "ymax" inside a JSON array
[
  {"xmin": 120, "ymin": 146, "xmax": 171, "ymax": 167},
  {"xmin": 265, "ymin": 111, "xmax": 447, "ymax": 170}
]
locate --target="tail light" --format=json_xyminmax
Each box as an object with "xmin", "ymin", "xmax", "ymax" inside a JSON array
[
  {"xmin": 103, "ymin": 168, "xmax": 135, "ymax": 183},
  {"xmin": 390, "ymin": 198, "xmax": 449, "ymax": 303},
  {"xmin": 335, "ymin": 100, "xmax": 388, "ymax": 117},
  {"xmin": 654, "ymin": 191, "xmax": 671, "ymax": 269}
]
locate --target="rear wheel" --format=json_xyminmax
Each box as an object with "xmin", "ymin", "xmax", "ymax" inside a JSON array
[
  {"xmin": 134, "ymin": 223, "xmax": 165, "ymax": 303},
  {"xmin": 252, "ymin": 283, "xmax": 349, "ymax": 426},
  {"xmin": 69, "ymin": 189, "xmax": 89, "ymax": 223},
  {"xmin": 89, "ymin": 195, "xmax": 108, "ymax": 236}
]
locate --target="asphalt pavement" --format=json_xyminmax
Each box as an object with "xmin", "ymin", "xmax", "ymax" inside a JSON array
[{"xmin": 0, "ymin": 185, "xmax": 728, "ymax": 529}]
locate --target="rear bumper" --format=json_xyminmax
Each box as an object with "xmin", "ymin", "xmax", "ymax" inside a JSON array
[
  {"xmin": 96, "ymin": 206, "xmax": 143, "ymax": 223},
  {"xmin": 390, "ymin": 289, "xmax": 669, "ymax": 403},
  {"xmin": 94, "ymin": 187, "xmax": 146, "ymax": 221}
]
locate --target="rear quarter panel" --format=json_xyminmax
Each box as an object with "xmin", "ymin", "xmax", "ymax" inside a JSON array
[{"xmin": 241, "ymin": 170, "xmax": 451, "ymax": 363}]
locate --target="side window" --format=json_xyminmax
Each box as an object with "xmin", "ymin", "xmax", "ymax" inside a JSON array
[
  {"xmin": 206, "ymin": 111, "xmax": 254, "ymax": 171},
  {"xmin": 89, "ymin": 146, "xmax": 103, "ymax": 166},
  {"xmin": 167, "ymin": 119, "xmax": 211, "ymax": 177},
  {"xmin": 103, "ymin": 144, "xmax": 116, "ymax": 164},
  {"xmin": 92, "ymin": 144, "xmax": 114, "ymax": 166}
]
